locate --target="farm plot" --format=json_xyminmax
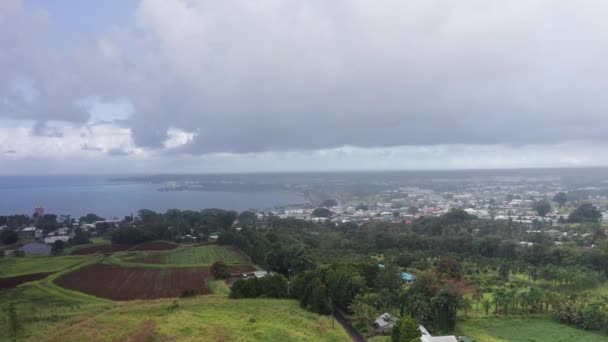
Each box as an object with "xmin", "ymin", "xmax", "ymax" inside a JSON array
[
  {"xmin": 123, "ymin": 245, "xmax": 248, "ymax": 265},
  {"xmin": 0, "ymin": 256, "xmax": 88, "ymax": 277},
  {"xmin": 130, "ymin": 241, "xmax": 178, "ymax": 251},
  {"xmin": 55, "ymin": 264, "xmax": 212, "ymax": 300},
  {"xmin": 70, "ymin": 244, "xmax": 131, "ymax": 255},
  {"xmin": 0, "ymin": 272, "xmax": 53, "ymax": 289}
]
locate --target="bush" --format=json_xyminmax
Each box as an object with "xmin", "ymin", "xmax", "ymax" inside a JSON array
[
  {"xmin": 180, "ymin": 289, "xmax": 197, "ymax": 298},
  {"xmin": 0, "ymin": 229, "xmax": 19, "ymax": 245},
  {"xmin": 210, "ymin": 261, "xmax": 230, "ymax": 279},
  {"xmin": 229, "ymin": 274, "xmax": 288, "ymax": 299},
  {"xmin": 12, "ymin": 250, "xmax": 25, "ymax": 257}
]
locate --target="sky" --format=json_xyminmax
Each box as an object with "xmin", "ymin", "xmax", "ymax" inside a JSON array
[{"xmin": 2, "ymin": 0, "xmax": 608, "ymax": 174}]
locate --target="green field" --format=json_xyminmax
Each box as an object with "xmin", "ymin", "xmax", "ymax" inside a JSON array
[
  {"xmin": 0, "ymin": 256, "xmax": 89, "ymax": 277},
  {"xmin": 457, "ymin": 317, "xmax": 608, "ymax": 342},
  {"xmin": 121, "ymin": 245, "xmax": 248, "ymax": 266},
  {"xmin": 38, "ymin": 296, "xmax": 349, "ymax": 342}
]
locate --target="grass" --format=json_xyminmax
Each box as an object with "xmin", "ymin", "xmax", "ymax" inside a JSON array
[
  {"xmin": 62, "ymin": 238, "xmax": 109, "ymax": 255},
  {"xmin": 20, "ymin": 296, "xmax": 350, "ymax": 342},
  {"xmin": 457, "ymin": 317, "xmax": 608, "ymax": 342},
  {"xmin": 120, "ymin": 245, "xmax": 248, "ymax": 266},
  {"xmin": 0, "ymin": 256, "xmax": 90, "ymax": 277},
  {"xmin": 205, "ymin": 279, "xmax": 230, "ymax": 296}
]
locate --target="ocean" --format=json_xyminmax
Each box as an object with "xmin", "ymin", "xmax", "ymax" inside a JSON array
[{"xmin": 0, "ymin": 175, "xmax": 306, "ymax": 218}]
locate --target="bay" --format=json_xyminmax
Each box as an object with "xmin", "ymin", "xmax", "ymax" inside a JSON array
[{"xmin": 0, "ymin": 175, "xmax": 305, "ymax": 218}]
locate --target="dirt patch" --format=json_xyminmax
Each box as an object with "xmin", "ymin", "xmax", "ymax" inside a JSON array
[
  {"xmin": 0, "ymin": 272, "xmax": 53, "ymax": 289},
  {"xmin": 71, "ymin": 244, "xmax": 131, "ymax": 255},
  {"xmin": 227, "ymin": 265, "xmax": 257, "ymax": 275},
  {"xmin": 55, "ymin": 264, "xmax": 213, "ymax": 301},
  {"xmin": 130, "ymin": 241, "xmax": 178, "ymax": 251}
]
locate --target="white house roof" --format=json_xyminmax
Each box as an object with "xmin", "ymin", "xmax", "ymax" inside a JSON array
[{"xmin": 375, "ymin": 312, "xmax": 397, "ymax": 327}]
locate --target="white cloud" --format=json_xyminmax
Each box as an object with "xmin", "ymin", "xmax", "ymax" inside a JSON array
[{"xmin": 164, "ymin": 127, "xmax": 196, "ymax": 149}]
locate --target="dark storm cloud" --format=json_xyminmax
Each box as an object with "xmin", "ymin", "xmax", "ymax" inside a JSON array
[{"xmin": 3, "ymin": 0, "xmax": 608, "ymax": 154}]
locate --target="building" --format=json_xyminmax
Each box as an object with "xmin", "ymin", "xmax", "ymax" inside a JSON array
[
  {"xmin": 400, "ymin": 272, "xmax": 416, "ymax": 285},
  {"xmin": 19, "ymin": 226, "xmax": 37, "ymax": 238},
  {"xmin": 419, "ymin": 325, "xmax": 458, "ymax": 342},
  {"xmin": 34, "ymin": 206, "xmax": 45, "ymax": 217},
  {"xmin": 44, "ymin": 235, "xmax": 69, "ymax": 244},
  {"xmin": 241, "ymin": 271, "xmax": 268, "ymax": 279},
  {"xmin": 374, "ymin": 312, "xmax": 398, "ymax": 334}
]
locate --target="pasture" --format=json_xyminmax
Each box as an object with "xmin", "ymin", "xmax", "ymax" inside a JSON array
[
  {"xmin": 35, "ymin": 296, "xmax": 351, "ymax": 342},
  {"xmin": 457, "ymin": 317, "xmax": 608, "ymax": 342},
  {"xmin": 120, "ymin": 244, "xmax": 249, "ymax": 266},
  {"xmin": 0, "ymin": 256, "xmax": 89, "ymax": 277}
]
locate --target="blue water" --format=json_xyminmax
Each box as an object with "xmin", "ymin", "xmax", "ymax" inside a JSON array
[{"xmin": 0, "ymin": 175, "xmax": 305, "ymax": 218}]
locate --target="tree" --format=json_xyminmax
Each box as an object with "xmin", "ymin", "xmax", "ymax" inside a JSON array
[
  {"xmin": 407, "ymin": 206, "xmax": 419, "ymax": 215},
  {"xmin": 51, "ymin": 240, "xmax": 65, "ymax": 255},
  {"xmin": 238, "ymin": 211, "xmax": 257, "ymax": 225},
  {"xmin": 36, "ymin": 214, "xmax": 59, "ymax": 234},
  {"xmin": 312, "ymin": 207, "xmax": 331, "ymax": 218},
  {"xmin": 391, "ymin": 316, "xmax": 421, "ymax": 342},
  {"xmin": 210, "ymin": 261, "xmax": 230, "ymax": 279},
  {"xmin": 69, "ymin": 228, "xmax": 90, "ymax": 245},
  {"xmin": 553, "ymin": 192, "xmax": 568, "ymax": 206},
  {"xmin": 321, "ymin": 199, "xmax": 338, "ymax": 208},
  {"xmin": 533, "ymin": 199, "xmax": 551, "ymax": 217},
  {"xmin": 80, "ymin": 213, "xmax": 105, "ymax": 224},
  {"xmin": 435, "ymin": 257, "xmax": 463, "ymax": 280},
  {"xmin": 0, "ymin": 229, "xmax": 19, "ymax": 245},
  {"xmin": 568, "ymin": 203, "xmax": 602, "ymax": 223}
]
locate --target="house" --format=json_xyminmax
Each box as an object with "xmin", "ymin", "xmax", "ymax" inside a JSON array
[
  {"xmin": 19, "ymin": 226, "xmax": 37, "ymax": 238},
  {"xmin": 241, "ymin": 271, "xmax": 268, "ymax": 279},
  {"xmin": 374, "ymin": 312, "xmax": 398, "ymax": 333},
  {"xmin": 44, "ymin": 235, "xmax": 69, "ymax": 244},
  {"xmin": 419, "ymin": 325, "xmax": 458, "ymax": 342},
  {"xmin": 400, "ymin": 272, "xmax": 416, "ymax": 285}
]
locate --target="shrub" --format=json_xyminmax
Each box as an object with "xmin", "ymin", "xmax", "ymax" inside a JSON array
[{"xmin": 210, "ymin": 261, "xmax": 230, "ymax": 279}]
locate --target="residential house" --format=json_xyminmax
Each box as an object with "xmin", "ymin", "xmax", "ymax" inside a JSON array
[
  {"xmin": 374, "ymin": 312, "xmax": 398, "ymax": 334},
  {"xmin": 400, "ymin": 272, "xmax": 416, "ymax": 285}
]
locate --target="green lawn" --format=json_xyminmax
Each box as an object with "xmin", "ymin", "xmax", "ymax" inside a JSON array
[
  {"xmin": 121, "ymin": 245, "xmax": 248, "ymax": 266},
  {"xmin": 0, "ymin": 256, "xmax": 89, "ymax": 277},
  {"xmin": 457, "ymin": 317, "xmax": 608, "ymax": 342}
]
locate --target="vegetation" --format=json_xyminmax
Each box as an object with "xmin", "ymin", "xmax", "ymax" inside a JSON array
[
  {"xmin": 0, "ymin": 230, "xmax": 19, "ymax": 245},
  {"xmin": 230, "ymin": 274, "xmax": 289, "ymax": 299},
  {"xmin": 210, "ymin": 261, "xmax": 230, "ymax": 279},
  {"xmin": 391, "ymin": 316, "xmax": 421, "ymax": 342}
]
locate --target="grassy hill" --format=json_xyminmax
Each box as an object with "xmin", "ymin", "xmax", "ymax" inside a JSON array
[
  {"xmin": 0, "ymin": 242, "xmax": 350, "ymax": 341},
  {"xmin": 35, "ymin": 296, "xmax": 350, "ymax": 342}
]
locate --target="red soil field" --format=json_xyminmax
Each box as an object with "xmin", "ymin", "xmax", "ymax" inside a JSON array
[
  {"xmin": 130, "ymin": 241, "xmax": 178, "ymax": 251},
  {"xmin": 0, "ymin": 272, "xmax": 53, "ymax": 289},
  {"xmin": 55, "ymin": 264, "xmax": 212, "ymax": 300},
  {"xmin": 227, "ymin": 265, "xmax": 257, "ymax": 275}
]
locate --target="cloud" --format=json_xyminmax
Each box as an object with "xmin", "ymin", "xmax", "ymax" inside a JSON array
[{"xmin": 2, "ymin": 0, "xmax": 608, "ymax": 172}]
